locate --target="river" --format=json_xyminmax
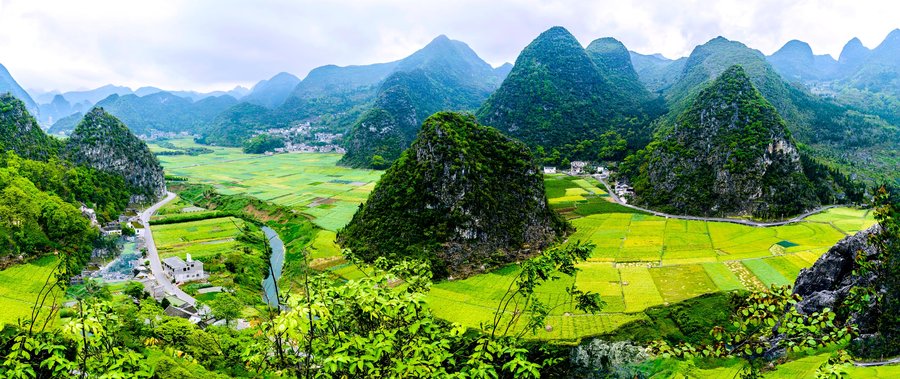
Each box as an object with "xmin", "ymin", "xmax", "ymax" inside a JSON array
[{"xmin": 261, "ymin": 226, "xmax": 286, "ymax": 308}]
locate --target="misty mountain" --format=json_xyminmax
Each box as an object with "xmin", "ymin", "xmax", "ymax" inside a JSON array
[
  {"xmin": 243, "ymin": 72, "xmax": 302, "ymax": 108},
  {"xmin": 0, "ymin": 63, "xmax": 40, "ymax": 117}
]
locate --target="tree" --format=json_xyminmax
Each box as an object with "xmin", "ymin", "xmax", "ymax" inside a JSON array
[
  {"xmin": 208, "ymin": 292, "xmax": 241, "ymax": 327},
  {"xmin": 651, "ymin": 285, "xmax": 853, "ymax": 378}
]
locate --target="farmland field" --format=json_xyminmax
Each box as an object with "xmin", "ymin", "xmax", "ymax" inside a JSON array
[
  {"xmin": 152, "ymin": 217, "xmax": 246, "ymax": 261},
  {"xmin": 426, "ymin": 205, "xmax": 876, "ymax": 340},
  {"xmin": 152, "ymin": 145, "xmax": 877, "ymax": 341},
  {"xmin": 151, "ymin": 139, "xmax": 382, "ymax": 231},
  {"xmin": 0, "ymin": 256, "xmax": 60, "ymax": 326}
]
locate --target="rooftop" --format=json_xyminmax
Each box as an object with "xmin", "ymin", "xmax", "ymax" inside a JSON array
[{"xmin": 162, "ymin": 256, "xmax": 186, "ymax": 270}]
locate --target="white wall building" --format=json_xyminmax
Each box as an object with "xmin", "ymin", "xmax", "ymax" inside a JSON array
[{"xmin": 162, "ymin": 254, "xmax": 206, "ymax": 283}]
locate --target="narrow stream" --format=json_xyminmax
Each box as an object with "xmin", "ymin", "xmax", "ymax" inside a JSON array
[{"xmin": 261, "ymin": 226, "xmax": 285, "ymax": 307}]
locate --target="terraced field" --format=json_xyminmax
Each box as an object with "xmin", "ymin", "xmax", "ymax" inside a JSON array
[
  {"xmin": 0, "ymin": 256, "xmax": 59, "ymax": 326},
  {"xmin": 152, "ymin": 139, "xmax": 382, "ymax": 231}
]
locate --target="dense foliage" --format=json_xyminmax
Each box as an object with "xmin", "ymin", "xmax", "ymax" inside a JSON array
[
  {"xmin": 0, "ymin": 164, "xmax": 97, "ymax": 263},
  {"xmin": 477, "ymin": 27, "xmax": 662, "ymax": 164},
  {"xmin": 847, "ymin": 186, "xmax": 900, "ymax": 358},
  {"xmin": 196, "ymin": 102, "xmax": 273, "ymax": 147},
  {"xmin": 659, "ymin": 36, "xmax": 898, "ymax": 183},
  {"xmin": 339, "ymin": 35, "xmax": 504, "ymax": 168},
  {"xmin": 628, "ymin": 65, "xmax": 820, "ymax": 218},
  {"xmin": 651, "ymin": 285, "xmax": 853, "ymax": 378},
  {"xmin": 0, "ymin": 94, "xmax": 60, "ymax": 161},
  {"xmin": 65, "ymin": 108, "xmax": 166, "ymax": 200},
  {"xmin": 338, "ymin": 112, "xmax": 568, "ymax": 279},
  {"xmin": 241, "ymin": 133, "xmax": 285, "ymax": 154}
]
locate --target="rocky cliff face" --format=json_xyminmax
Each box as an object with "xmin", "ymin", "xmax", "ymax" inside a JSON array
[
  {"xmin": 337, "ymin": 112, "xmax": 568, "ymax": 279},
  {"xmin": 793, "ymin": 225, "xmax": 887, "ymax": 352},
  {"xmin": 64, "ymin": 108, "xmax": 165, "ymax": 202},
  {"xmin": 631, "ymin": 65, "xmax": 819, "ymax": 218}
]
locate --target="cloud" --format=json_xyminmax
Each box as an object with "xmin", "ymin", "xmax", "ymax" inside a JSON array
[{"xmin": 0, "ymin": 0, "xmax": 897, "ymax": 94}]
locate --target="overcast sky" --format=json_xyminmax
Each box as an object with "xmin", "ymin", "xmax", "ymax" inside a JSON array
[{"xmin": 1, "ymin": 0, "xmax": 897, "ymax": 94}]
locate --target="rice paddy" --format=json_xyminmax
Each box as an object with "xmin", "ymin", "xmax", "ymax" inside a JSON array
[
  {"xmin": 152, "ymin": 139, "xmax": 381, "ymax": 231},
  {"xmin": 424, "ymin": 184, "xmax": 876, "ymax": 340},
  {"xmin": 152, "ymin": 217, "xmax": 246, "ymax": 261},
  {"xmin": 0, "ymin": 256, "xmax": 60, "ymax": 326}
]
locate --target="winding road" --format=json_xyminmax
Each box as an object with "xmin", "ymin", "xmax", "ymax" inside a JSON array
[
  {"xmin": 139, "ymin": 191, "xmax": 197, "ymax": 306},
  {"xmin": 592, "ymin": 175, "xmax": 842, "ymax": 227}
]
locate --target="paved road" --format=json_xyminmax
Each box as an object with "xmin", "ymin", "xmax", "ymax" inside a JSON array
[
  {"xmin": 591, "ymin": 175, "xmax": 842, "ymax": 227},
  {"xmin": 854, "ymin": 356, "xmax": 900, "ymax": 367},
  {"xmin": 139, "ymin": 191, "xmax": 197, "ymax": 306}
]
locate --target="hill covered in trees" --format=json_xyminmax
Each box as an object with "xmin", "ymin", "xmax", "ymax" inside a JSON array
[
  {"xmin": 627, "ymin": 66, "xmax": 819, "ymax": 218},
  {"xmin": 0, "ymin": 94, "xmax": 60, "ymax": 160},
  {"xmin": 477, "ymin": 27, "xmax": 662, "ymax": 166},
  {"xmin": 64, "ymin": 108, "xmax": 165, "ymax": 201},
  {"xmin": 338, "ymin": 112, "xmax": 567, "ymax": 278}
]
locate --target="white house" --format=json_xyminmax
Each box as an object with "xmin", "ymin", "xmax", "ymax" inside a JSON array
[
  {"xmin": 162, "ymin": 254, "xmax": 206, "ymax": 283},
  {"xmin": 543, "ymin": 166, "xmax": 557, "ymax": 174},
  {"xmin": 570, "ymin": 161, "xmax": 588, "ymax": 174}
]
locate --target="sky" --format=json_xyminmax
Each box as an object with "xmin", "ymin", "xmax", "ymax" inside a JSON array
[{"xmin": 1, "ymin": 0, "xmax": 897, "ymax": 95}]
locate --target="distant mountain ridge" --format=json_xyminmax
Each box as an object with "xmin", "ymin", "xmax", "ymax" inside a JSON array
[
  {"xmin": 49, "ymin": 92, "xmax": 239, "ymax": 136},
  {"xmin": 338, "ymin": 35, "xmax": 506, "ymax": 168}
]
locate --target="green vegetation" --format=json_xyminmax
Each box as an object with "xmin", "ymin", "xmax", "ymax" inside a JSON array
[
  {"xmin": 477, "ymin": 27, "xmax": 662, "ymax": 164},
  {"xmin": 153, "ymin": 217, "xmax": 268, "ymax": 306},
  {"xmin": 0, "ymin": 256, "xmax": 60, "ymax": 326},
  {"xmin": 628, "ymin": 65, "xmax": 824, "ymax": 218},
  {"xmin": 338, "ymin": 112, "xmax": 567, "ymax": 279},
  {"xmin": 241, "ymin": 133, "xmax": 284, "ymax": 154},
  {"xmin": 659, "ymin": 36, "xmax": 899, "ymax": 184},
  {"xmin": 338, "ymin": 35, "xmax": 502, "ymax": 168},
  {"xmin": 153, "ymin": 139, "xmax": 381, "ymax": 231},
  {"xmin": 0, "ymin": 93, "xmax": 60, "ymax": 160},
  {"xmin": 65, "ymin": 107, "xmax": 165, "ymax": 199}
]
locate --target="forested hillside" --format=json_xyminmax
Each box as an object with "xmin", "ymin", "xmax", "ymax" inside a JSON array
[
  {"xmin": 477, "ymin": 27, "xmax": 662, "ymax": 166},
  {"xmin": 627, "ymin": 66, "xmax": 820, "ymax": 218},
  {"xmin": 338, "ymin": 112, "xmax": 567, "ymax": 278},
  {"xmin": 64, "ymin": 108, "xmax": 165, "ymax": 200}
]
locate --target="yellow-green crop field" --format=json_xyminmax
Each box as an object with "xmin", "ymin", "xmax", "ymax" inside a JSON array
[
  {"xmin": 0, "ymin": 256, "xmax": 60, "ymax": 326},
  {"xmin": 426, "ymin": 201, "xmax": 875, "ymax": 340},
  {"xmin": 152, "ymin": 217, "xmax": 246, "ymax": 261},
  {"xmin": 152, "ymin": 139, "xmax": 382, "ymax": 231}
]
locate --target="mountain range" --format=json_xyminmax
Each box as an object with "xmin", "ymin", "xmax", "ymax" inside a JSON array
[{"xmin": 3, "ymin": 25, "xmax": 897, "ymax": 213}]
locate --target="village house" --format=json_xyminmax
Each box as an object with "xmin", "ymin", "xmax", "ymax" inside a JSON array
[
  {"xmin": 100, "ymin": 221, "xmax": 122, "ymax": 236},
  {"xmin": 542, "ymin": 166, "xmax": 557, "ymax": 174},
  {"xmin": 570, "ymin": 161, "xmax": 588, "ymax": 175},
  {"xmin": 161, "ymin": 254, "xmax": 207, "ymax": 283}
]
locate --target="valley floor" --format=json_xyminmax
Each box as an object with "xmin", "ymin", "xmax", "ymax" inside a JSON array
[{"xmin": 150, "ymin": 140, "xmax": 876, "ymax": 341}]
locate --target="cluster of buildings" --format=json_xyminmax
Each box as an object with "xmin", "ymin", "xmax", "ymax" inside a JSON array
[
  {"xmin": 141, "ymin": 130, "xmax": 194, "ymax": 141},
  {"xmin": 542, "ymin": 161, "xmax": 607, "ymax": 176},
  {"xmin": 261, "ymin": 123, "xmax": 346, "ymax": 154}
]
